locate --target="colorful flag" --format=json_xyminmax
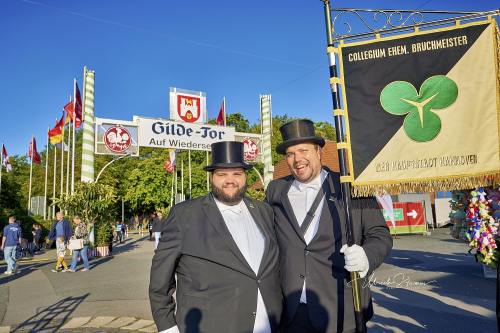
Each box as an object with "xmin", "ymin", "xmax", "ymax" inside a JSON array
[
  {"xmin": 29, "ymin": 138, "xmax": 41, "ymax": 164},
  {"xmin": 216, "ymin": 99, "xmax": 225, "ymax": 126},
  {"xmin": 2, "ymin": 144, "xmax": 12, "ymax": 172},
  {"xmin": 63, "ymin": 80, "xmax": 83, "ymax": 128},
  {"xmin": 48, "ymin": 116, "xmax": 64, "ymax": 145},
  {"xmin": 163, "ymin": 149, "xmax": 177, "ymax": 173}
]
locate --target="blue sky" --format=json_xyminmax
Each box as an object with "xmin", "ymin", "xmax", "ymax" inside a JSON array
[{"xmin": 1, "ymin": 0, "xmax": 498, "ymax": 155}]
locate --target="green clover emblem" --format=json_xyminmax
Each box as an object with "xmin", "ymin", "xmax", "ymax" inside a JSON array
[{"xmin": 380, "ymin": 75, "xmax": 458, "ymax": 142}]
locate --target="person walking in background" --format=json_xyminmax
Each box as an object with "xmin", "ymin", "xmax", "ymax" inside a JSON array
[
  {"xmin": 115, "ymin": 220, "xmax": 124, "ymax": 244},
  {"xmin": 1, "ymin": 215, "xmax": 22, "ymax": 275},
  {"xmin": 152, "ymin": 210, "xmax": 165, "ymax": 249},
  {"xmin": 121, "ymin": 222, "xmax": 127, "ymax": 241},
  {"xmin": 49, "ymin": 211, "xmax": 72, "ymax": 272},
  {"xmin": 52, "ymin": 236, "xmax": 69, "ymax": 272},
  {"xmin": 68, "ymin": 216, "xmax": 90, "ymax": 272},
  {"xmin": 32, "ymin": 224, "xmax": 42, "ymax": 252},
  {"xmin": 148, "ymin": 213, "xmax": 156, "ymax": 241}
]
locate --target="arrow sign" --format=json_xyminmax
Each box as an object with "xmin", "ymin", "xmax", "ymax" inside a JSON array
[{"xmin": 407, "ymin": 210, "xmax": 418, "ymax": 219}]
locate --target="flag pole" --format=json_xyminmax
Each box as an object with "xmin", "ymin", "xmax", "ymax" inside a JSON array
[
  {"xmin": 182, "ymin": 155, "xmax": 185, "ymax": 199},
  {"xmin": 71, "ymin": 78, "xmax": 77, "ymax": 193},
  {"xmin": 52, "ymin": 118, "xmax": 57, "ymax": 218},
  {"xmin": 66, "ymin": 116, "xmax": 71, "ymax": 195},
  {"xmin": 206, "ymin": 151, "xmax": 209, "ymax": 192},
  {"xmin": 322, "ymin": 1, "xmax": 365, "ymax": 332},
  {"xmin": 0, "ymin": 143, "xmax": 3, "ymax": 203},
  {"xmin": 60, "ymin": 114, "xmax": 65, "ymax": 200},
  {"xmin": 28, "ymin": 136, "xmax": 34, "ymax": 214},
  {"xmin": 44, "ymin": 129, "xmax": 49, "ymax": 219},
  {"xmin": 170, "ymin": 169, "xmax": 174, "ymax": 208},
  {"xmin": 188, "ymin": 150, "xmax": 192, "ymax": 199},
  {"xmin": 223, "ymin": 96, "xmax": 226, "ymax": 126}
]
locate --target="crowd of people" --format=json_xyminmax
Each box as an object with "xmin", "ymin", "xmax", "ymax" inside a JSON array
[{"xmin": 1, "ymin": 210, "xmax": 135, "ymax": 275}]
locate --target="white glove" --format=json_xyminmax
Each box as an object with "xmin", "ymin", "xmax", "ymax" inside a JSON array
[
  {"xmin": 160, "ymin": 325, "xmax": 180, "ymax": 333},
  {"xmin": 340, "ymin": 244, "xmax": 370, "ymax": 278}
]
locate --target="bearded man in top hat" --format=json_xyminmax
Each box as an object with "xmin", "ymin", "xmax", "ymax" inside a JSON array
[
  {"xmin": 266, "ymin": 119, "xmax": 392, "ymax": 333},
  {"xmin": 149, "ymin": 141, "xmax": 282, "ymax": 333}
]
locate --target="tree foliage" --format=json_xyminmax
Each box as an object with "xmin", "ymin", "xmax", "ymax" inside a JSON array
[{"xmin": 1, "ymin": 114, "xmax": 336, "ymax": 218}]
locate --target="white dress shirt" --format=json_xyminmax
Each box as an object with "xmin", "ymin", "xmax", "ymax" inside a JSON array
[
  {"xmin": 161, "ymin": 199, "xmax": 271, "ymax": 333},
  {"xmin": 288, "ymin": 169, "xmax": 328, "ymax": 303}
]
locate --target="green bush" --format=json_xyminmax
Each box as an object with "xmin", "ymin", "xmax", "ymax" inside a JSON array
[{"xmin": 94, "ymin": 221, "xmax": 113, "ymax": 247}]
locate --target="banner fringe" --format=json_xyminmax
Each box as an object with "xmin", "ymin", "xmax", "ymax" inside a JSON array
[{"xmin": 352, "ymin": 172, "xmax": 500, "ymax": 197}]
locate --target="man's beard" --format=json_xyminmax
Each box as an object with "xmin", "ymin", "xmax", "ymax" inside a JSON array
[{"xmin": 211, "ymin": 181, "xmax": 247, "ymax": 205}]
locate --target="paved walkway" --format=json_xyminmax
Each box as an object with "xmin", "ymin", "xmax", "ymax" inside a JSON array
[
  {"xmin": 0, "ymin": 233, "xmax": 157, "ymax": 332},
  {"xmin": 0, "ymin": 228, "xmax": 497, "ymax": 332}
]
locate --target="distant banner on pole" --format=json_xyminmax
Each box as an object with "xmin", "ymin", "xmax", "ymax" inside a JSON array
[
  {"xmin": 339, "ymin": 20, "xmax": 500, "ymax": 196},
  {"xmin": 169, "ymin": 87, "xmax": 207, "ymax": 124},
  {"xmin": 136, "ymin": 117, "xmax": 235, "ymax": 151}
]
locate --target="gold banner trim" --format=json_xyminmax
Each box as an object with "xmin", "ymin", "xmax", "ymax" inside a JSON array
[{"xmin": 351, "ymin": 171, "xmax": 500, "ymax": 197}]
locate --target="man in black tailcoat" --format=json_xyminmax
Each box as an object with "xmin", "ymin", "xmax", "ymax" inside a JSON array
[
  {"xmin": 266, "ymin": 119, "xmax": 392, "ymax": 333},
  {"xmin": 150, "ymin": 141, "xmax": 282, "ymax": 333}
]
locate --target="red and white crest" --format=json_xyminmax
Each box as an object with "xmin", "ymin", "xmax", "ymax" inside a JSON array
[
  {"xmin": 104, "ymin": 126, "xmax": 132, "ymax": 153},
  {"xmin": 242, "ymin": 137, "xmax": 259, "ymax": 161},
  {"xmin": 177, "ymin": 95, "xmax": 201, "ymax": 123}
]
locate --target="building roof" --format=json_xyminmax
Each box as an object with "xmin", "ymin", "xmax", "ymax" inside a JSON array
[
  {"xmin": 250, "ymin": 140, "xmax": 340, "ymax": 190},
  {"xmin": 273, "ymin": 140, "xmax": 340, "ymax": 179}
]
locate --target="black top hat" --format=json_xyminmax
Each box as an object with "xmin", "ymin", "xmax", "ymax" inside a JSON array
[
  {"xmin": 276, "ymin": 119, "xmax": 325, "ymax": 154},
  {"xmin": 204, "ymin": 141, "xmax": 252, "ymax": 171}
]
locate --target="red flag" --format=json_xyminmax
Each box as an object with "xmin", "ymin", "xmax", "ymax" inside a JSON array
[
  {"xmin": 74, "ymin": 81, "xmax": 83, "ymax": 128},
  {"xmin": 216, "ymin": 99, "xmax": 225, "ymax": 126},
  {"xmin": 28, "ymin": 138, "xmax": 41, "ymax": 164},
  {"xmin": 2, "ymin": 144, "xmax": 12, "ymax": 172},
  {"xmin": 63, "ymin": 80, "xmax": 83, "ymax": 128}
]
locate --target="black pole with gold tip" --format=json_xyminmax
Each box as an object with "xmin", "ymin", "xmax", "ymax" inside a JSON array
[{"xmin": 321, "ymin": 1, "xmax": 366, "ymax": 332}]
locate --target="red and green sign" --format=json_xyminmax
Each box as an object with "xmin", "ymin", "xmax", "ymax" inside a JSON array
[{"xmin": 382, "ymin": 202, "xmax": 426, "ymax": 234}]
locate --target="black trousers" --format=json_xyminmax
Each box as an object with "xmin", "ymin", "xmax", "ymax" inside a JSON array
[
  {"xmin": 283, "ymin": 303, "xmax": 357, "ymax": 333},
  {"xmin": 283, "ymin": 304, "xmax": 321, "ymax": 333}
]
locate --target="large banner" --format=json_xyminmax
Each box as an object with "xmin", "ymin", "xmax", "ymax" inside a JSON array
[
  {"xmin": 339, "ymin": 20, "xmax": 500, "ymax": 196},
  {"xmin": 169, "ymin": 87, "xmax": 207, "ymax": 124},
  {"xmin": 137, "ymin": 117, "xmax": 235, "ymax": 151}
]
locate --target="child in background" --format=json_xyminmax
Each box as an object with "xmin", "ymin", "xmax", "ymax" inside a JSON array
[{"xmin": 52, "ymin": 236, "xmax": 69, "ymax": 272}]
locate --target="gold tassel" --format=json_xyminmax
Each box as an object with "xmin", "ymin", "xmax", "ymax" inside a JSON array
[{"xmin": 352, "ymin": 172, "xmax": 500, "ymax": 197}]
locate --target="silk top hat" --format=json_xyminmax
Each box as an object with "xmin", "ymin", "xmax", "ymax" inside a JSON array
[
  {"xmin": 204, "ymin": 141, "xmax": 252, "ymax": 171},
  {"xmin": 276, "ymin": 119, "xmax": 325, "ymax": 154}
]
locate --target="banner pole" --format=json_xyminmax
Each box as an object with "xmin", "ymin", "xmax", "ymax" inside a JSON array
[{"xmin": 322, "ymin": 1, "xmax": 365, "ymax": 332}]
